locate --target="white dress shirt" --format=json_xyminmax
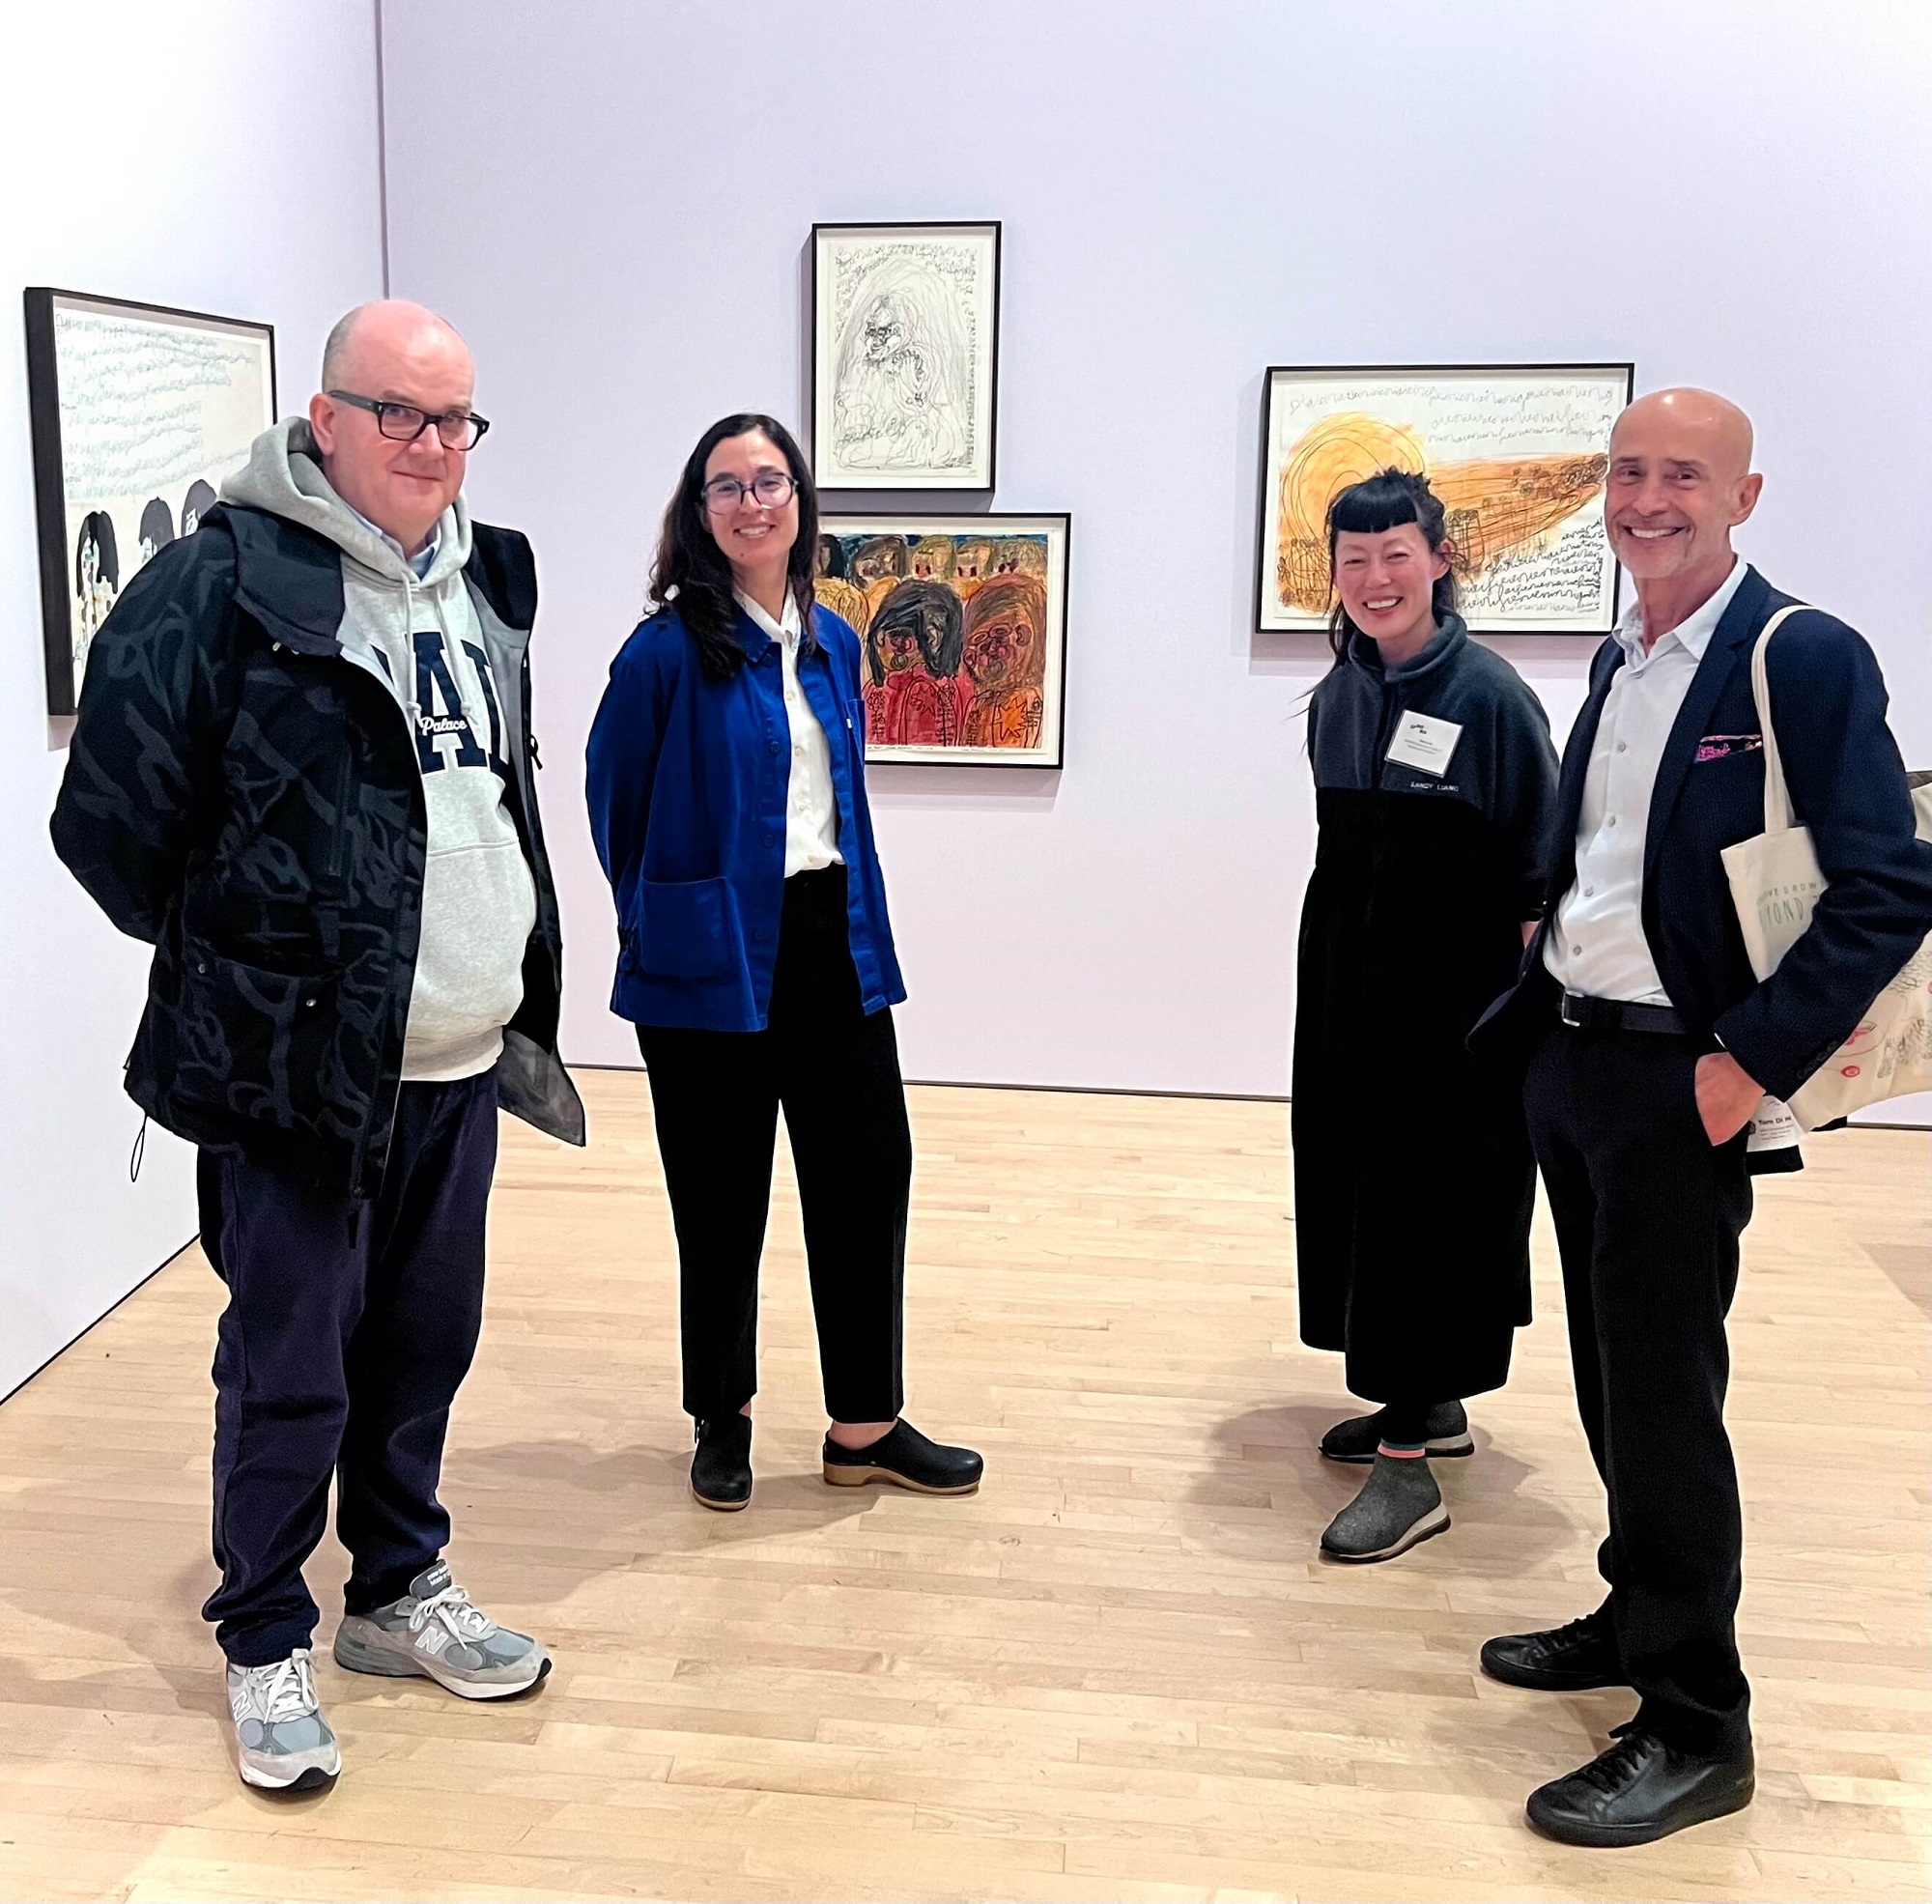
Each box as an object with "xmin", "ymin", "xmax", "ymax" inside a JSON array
[
  {"xmin": 736, "ymin": 587, "xmax": 842, "ymax": 877},
  {"xmin": 1546, "ymin": 558, "xmax": 1748, "ymax": 1003}
]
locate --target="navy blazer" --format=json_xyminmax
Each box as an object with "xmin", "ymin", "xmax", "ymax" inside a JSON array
[
  {"xmin": 585, "ymin": 602, "xmax": 905, "ymax": 1031},
  {"xmin": 1474, "ymin": 565, "xmax": 1932, "ymax": 1101}
]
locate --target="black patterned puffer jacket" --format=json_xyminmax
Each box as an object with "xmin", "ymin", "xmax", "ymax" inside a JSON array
[{"xmin": 51, "ymin": 502, "xmax": 584, "ymax": 1197}]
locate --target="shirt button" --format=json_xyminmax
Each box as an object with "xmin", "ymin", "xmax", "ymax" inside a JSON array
[
  {"xmin": 1571, "ymin": 945, "xmax": 1582, "ymax": 956},
  {"xmin": 767, "ymin": 740, "xmax": 780, "ymax": 754},
  {"xmin": 1616, "ymin": 742, "xmax": 1628, "ymax": 753},
  {"xmin": 1584, "ymin": 887, "xmax": 1595, "ymax": 897},
  {"xmin": 1606, "ymin": 815, "xmax": 1618, "ymax": 827},
  {"xmin": 753, "ymin": 928, "xmax": 767, "ymax": 943}
]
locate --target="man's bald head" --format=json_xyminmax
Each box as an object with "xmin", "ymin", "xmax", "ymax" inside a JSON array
[
  {"xmin": 1610, "ymin": 387, "xmax": 1755, "ymax": 483},
  {"xmin": 319, "ymin": 298, "xmax": 470, "ymax": 393},
  {"xmin": 1604, "ymin": 386, "xmax": 1763, "ymax": 627},
  {"xmin": 308, "ymin": 299, "xmax": 477, "ymax": 555}
]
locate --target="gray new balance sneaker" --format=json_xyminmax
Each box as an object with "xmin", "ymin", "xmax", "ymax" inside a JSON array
[
  {"xmin": 333, "ymin": 1561, "xmax": 551, "ymax": 1700},
  {"xmin": 225, "ymin": 1646, "xmax": 340, "ymax": 1791}
]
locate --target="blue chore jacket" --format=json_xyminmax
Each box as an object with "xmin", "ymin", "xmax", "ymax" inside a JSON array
[{"xmin": 585, "ymin": 602, "xmax": 906, "ymax": 1031}]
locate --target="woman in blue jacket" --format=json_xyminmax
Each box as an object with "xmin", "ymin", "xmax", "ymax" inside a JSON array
[{"xmin": 586, "ymin": 413, "xmax": 982, "ymax": 1511}]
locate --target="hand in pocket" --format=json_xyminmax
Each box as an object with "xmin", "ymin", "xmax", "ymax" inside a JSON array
[{"xmin": 1694, "ymin": 1050, "xmax": 1765, "ymax": 1147}]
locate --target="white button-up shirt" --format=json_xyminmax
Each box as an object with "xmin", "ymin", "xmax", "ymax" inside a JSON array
[
  {"xmin": 736, "ymin": 587, "xmax": 842, "ymax": 878},
  {"xmin": 1546, "ymin": 557, "xmax": 1748, "ymax": 1003}
]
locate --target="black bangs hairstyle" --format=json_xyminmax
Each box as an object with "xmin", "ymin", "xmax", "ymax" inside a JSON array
[
  {"xmin": 648, "ymin": 412, "xmax": 820, "ymax": 680},
  {"xmin": 1324, "ymin": 466, "xmax": 1459, "ymax": 662}
]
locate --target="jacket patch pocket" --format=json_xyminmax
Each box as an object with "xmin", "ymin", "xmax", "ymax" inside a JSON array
[
  {"xmin": 1694, "ymin": 732, "xmax": 1763, "ymax": 764},
  {"xmin": 174, "ymin": 937, "xmax": 344, "ymax": 1130},
  {"xmin": 631, "ymin": 876, "xmax": 740, "ymax": 980}
]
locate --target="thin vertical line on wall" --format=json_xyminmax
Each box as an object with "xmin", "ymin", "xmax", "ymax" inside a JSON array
[{"xmin": 374, "ymin": 0, "xmax": 392, "ymax": 295}]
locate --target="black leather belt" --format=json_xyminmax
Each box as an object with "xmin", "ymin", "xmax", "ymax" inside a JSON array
[{"xmin": 1558, "ymin": 991, "xmax": 1690, "ymax": 1037}]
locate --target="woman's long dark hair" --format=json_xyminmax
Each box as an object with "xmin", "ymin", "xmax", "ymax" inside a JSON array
[
  {"xmin": 647, "ymin": 412, "xmax": 821, "ymax": 679},
  {"xmin": 1324, "ymin": 467, "xmax": 1459, "ymax": 662}
]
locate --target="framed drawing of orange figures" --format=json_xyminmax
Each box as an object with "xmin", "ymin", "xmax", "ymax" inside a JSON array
[
  {"xmin": 811, "ymin": 222, "xmax": 1001, "ymax": 491},
  {"xmin": 1254, "ymin": 363, "xmax": 1634, "ymax": 635},
  {"xmin": 815, "ymin": 512, "xmax": 1069, "ymax": 767}
]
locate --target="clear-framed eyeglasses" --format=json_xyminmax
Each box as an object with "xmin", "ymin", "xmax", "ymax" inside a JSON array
[
  {"xmin": 700, "ymin": 469, "xmax": 797, "ymax": 514},
  {"xmin": 327, "ymin": 390, "xmax": 492, "ymax": 450}
]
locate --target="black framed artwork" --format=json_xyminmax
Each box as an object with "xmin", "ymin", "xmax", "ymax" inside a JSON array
[
  {"xmin": 1254, "ymin": 361, "xmax": 1636, "ymax": 636},
  {"xmin": 810, "ymin": 221, "xmax": 1001, "ymax": 492},
  {"xmin": 815, "ymin": 511, "xmax": 1069, "ymax": 767},
  {"xmin": 26, "ymin": 287, "xmax": 277, "ymax": 714}
]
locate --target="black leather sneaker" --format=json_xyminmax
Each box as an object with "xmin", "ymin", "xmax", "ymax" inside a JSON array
[
  {"xmin": 1526, "ymin": 1727, "xmax": 1754, "ymax": 1847},
  {"xmin": 1320, "ymin": 1401, "xmax": 1473, "ymax": 1464},
  {"xmin": 821, "ymin": 1420, "xmax": 982, "ymax": 1495},
  {"xmin": 1481, "ymin": 1606, "xmax": 1627, "ymax": 1691},
  {"xmin": 691, "ymin": 1414, "xmax": 753, "ymax": 1511}
]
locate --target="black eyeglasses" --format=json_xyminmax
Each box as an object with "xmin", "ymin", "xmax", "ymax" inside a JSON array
[
  {"xmin": 700, "ymin": 469, "xmax": 797, "ymax": 513},
  {"xmin": 328, "ymin": 390, "xmax": 492, "ymax": 450}
]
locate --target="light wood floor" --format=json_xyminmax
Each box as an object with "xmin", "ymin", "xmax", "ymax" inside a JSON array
[{"xmin": 0, "ymin": 1072, "xmax": 1925, "ymax": 1903}]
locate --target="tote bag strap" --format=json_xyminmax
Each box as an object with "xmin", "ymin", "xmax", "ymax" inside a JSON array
[{"xmin": 1748, "ymin": 604, "xmax": 1811, "ymax": 834}]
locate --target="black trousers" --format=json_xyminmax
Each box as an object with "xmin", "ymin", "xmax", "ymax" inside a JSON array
[
  {"xmin": 1524, "ymin": 1024, "xmax": 1754, "ymax": 1752},
  {"xmin": 639, "ymin": 867, "xmax": 913, "ymax": 1425},
  {"xmin": 198, "ymin": 1070, "xmax": 497, "ymax": 1666}
]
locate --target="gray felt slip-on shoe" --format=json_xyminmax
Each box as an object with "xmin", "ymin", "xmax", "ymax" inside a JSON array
[
  {"xmin": 1320, "ymin": 1400, "xmax": 1473, "ymax": 1464},
  {"xmin": 1321, "ymin": 1450, "xmax": 1450, "ymax": 1561}
]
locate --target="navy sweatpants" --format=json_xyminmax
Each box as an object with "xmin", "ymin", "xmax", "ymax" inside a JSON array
[{"xmin": 197, "ymin": 1071, "xmax": 497, "ymax": 1666}]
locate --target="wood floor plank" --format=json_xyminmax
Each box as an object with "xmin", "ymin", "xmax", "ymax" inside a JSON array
[{"xmin": 0, "ymin": 1071, "xmax": 1923, "ymax": 1901}]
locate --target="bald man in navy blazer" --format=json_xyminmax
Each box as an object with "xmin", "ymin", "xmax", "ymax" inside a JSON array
[{"xmin": 1470, "ymin": 388, "xmax": 1932, "ymax": 1847}]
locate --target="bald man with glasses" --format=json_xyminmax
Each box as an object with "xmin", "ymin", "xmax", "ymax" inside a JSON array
[{"xmin": 54, "ymin": 300, "xmax": 584, "ymax": 1792}]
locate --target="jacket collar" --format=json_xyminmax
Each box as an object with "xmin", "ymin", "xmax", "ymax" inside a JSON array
[
  {"xmin": 1640, "ymin": 563, "xmax": 1775, "ymax": 887},
  {"xmin": 216, "ymin": 500, "xmax": 533, "ymax": 659},
  {"xmin": 1345, "ymin": 612, "xmax": 1467, "ymax": 686},
  {"xmin": 729, "ymin": 595, "xmax": 822, "ymax": 667},
  {"xmin": 218, "ymin": 502, "xmax": 351, "ymax": 655}
]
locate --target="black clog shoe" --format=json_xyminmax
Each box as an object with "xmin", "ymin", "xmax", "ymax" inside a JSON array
[{"xmin": 821, "ymin": 1420, "xmax": 982, "ymax": 1495}]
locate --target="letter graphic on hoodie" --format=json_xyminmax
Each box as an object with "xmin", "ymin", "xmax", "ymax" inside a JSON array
[
  {"xmin": 221, "ymin": 418, "xmax": 538, "ymax": 1084},
  {"xmin": 413, "ymin": 631, "xmax": 489, "ymax": 773}
]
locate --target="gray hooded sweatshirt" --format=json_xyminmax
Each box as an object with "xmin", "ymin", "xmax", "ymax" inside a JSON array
[{"xmin": 224, "ymin": 419, "xmax": 537, "ymax": 1082}]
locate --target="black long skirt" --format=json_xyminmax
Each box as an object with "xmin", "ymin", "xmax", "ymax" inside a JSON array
[{"xmin": 1291, "ymin": 788, "xmax": 1535, "ymax": 1402}]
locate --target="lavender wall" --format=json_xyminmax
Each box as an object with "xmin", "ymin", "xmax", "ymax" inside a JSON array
[
  {"xmin": 0, "ymin": 2, "xmax": 386, "ymax": 1397},
  {"xmin": 381, "ymin": 0, "xmax": 1931, "ymax": 1103}
]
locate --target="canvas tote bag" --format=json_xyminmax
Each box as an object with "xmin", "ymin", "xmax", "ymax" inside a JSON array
[{"xmin": 1720, "ymin": 606, "xmax": 1932, "ymax": 1127}]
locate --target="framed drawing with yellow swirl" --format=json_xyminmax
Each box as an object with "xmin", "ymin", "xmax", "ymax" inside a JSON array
[{"xmin": 1254, "ymin": 363, "xmax": 1634, "ymax": 635}]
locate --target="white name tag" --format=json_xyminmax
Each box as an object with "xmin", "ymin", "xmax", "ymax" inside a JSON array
[{"xmin": 1385, "ymin": 711, "xmax": 1463, "ymax": 778}]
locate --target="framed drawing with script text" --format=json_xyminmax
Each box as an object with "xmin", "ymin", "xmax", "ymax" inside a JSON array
[
  {"xmin": 26, "ymin": 287, "xmax": 277, "ymax": 714},
  {"xmin": 1255, "ymin": 362, "xmax": 1634, "ymax": 635},
  {"xmin": 815, "ymin": 512, "xmax": 1069, "ymax": 767},
  {"xmin": 810, "ymin": 222, "xmax": 1001, "ymax": 492}
]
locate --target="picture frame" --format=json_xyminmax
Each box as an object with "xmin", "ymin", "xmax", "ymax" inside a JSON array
[
  {"xmin": 1254, "ymin": 361, "xmax": 1636, "ymax": 636},
  {"xmin": 810, "ymin": 221, "xmax": 1001, "ymax": 492},
  {"xmin": 815, "ymin": 511, "xmax": 1069, "ymax": 768},
  {"xmin": 26, "ymin": 287, "xmax": 277, "ymax": 715}
]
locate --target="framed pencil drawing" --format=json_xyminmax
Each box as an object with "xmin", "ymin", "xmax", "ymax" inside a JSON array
[
  {"xmin": 810, "ymin": 221, "xmax": 1001, "ymax": 492},
  {"xmin": 1254, "ymin": 362, "xmax": 1635, "ymax": 636},
  {"xmin": 815, "ymin": 511, "xmax": 1069, "ymax": 767},
  {"xmin": 26, "ymin": 287, "xmax": 277, "ymax": 714}
]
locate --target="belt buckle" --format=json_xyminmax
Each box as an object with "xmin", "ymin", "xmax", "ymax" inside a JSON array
[{"xmin": 1559, "ymin": 992, "xmax": 1585, "ymax": 1030}]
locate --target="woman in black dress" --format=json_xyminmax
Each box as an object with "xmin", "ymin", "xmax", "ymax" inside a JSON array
[{"xmin": 1293, "ymin": 469, "xmax": 1557, "ymax": 1562}]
